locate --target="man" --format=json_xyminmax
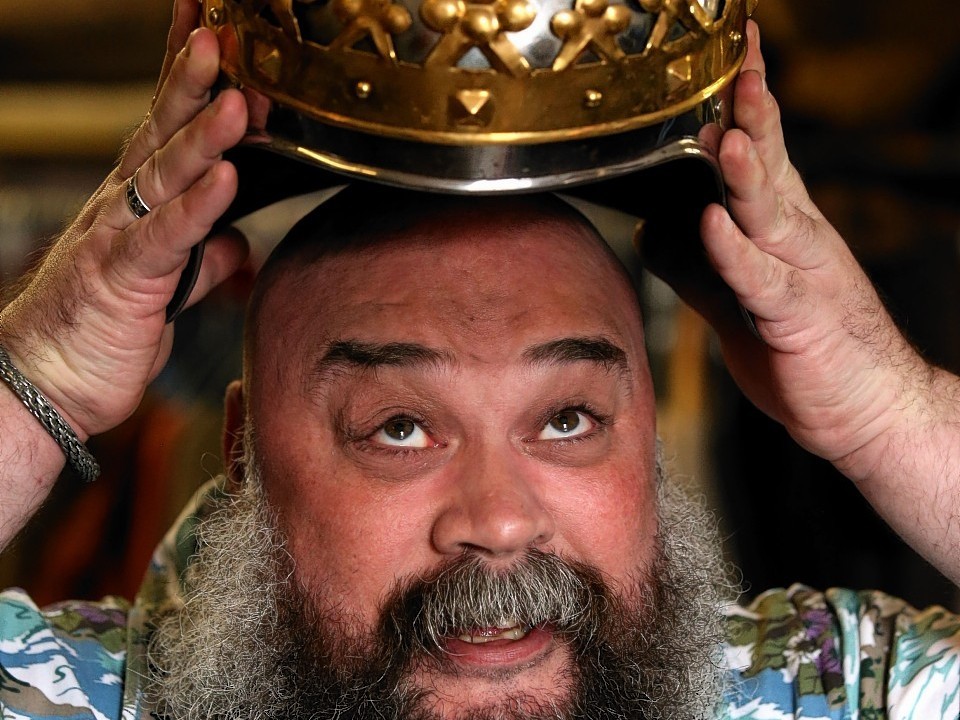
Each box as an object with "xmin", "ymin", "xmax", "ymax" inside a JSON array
[
  {"xmin": 0, "ymin": 2, "xmax": 959, "ymax": 718},
  {"xmin": 140, "ymin": 188, "xmax": 733, "ymax": 720}
]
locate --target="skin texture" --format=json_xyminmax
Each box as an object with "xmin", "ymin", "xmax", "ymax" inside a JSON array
[
  {"xmin": 222, "ymin": 200, "xmax": 660, "ymax": 715},
  {"xmin": 697, "ymin": 20, "xmax": 960, "ymax": 584}
]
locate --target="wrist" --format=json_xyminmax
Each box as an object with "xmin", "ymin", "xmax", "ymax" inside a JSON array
[
  {"xmin": 0, "ymin": 343, "xmax": 99, "ymax": 482},
  {"xmin": 832, "ymin": 354, "xmax": 948, "ymax": 485}
]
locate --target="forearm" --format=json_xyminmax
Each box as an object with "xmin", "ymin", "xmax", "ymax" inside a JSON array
[
  {"xmin": 835, "ymin": 363, "xmax": 960, "ymax": 585},
  {"xmin": 0, "ymin": 372, "xmax": 73, "ymax": 550}
]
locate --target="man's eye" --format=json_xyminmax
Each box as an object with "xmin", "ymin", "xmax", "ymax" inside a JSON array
[
  {"xmin": 372, "ymin": 417, "xmax": 432, "ymax": 448},
  {"xmin": 538, "ymin": 410, "xmax": 595, "ymax": 440}
]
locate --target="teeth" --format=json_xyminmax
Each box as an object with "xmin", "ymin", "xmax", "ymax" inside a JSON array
[{"xmin": 457, "ymin": 624, "xmax": 531, "ymax": 644}]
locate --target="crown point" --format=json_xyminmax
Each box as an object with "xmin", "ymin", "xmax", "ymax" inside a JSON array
[
  {"xmin": 421, "ymin": 0, "xmax": 467, "ymax": 31},
  {"xmin": 580, "ymin": 0, "xmax": 606, "ymax": 18},
  {"xmin": 454, "ymin": 89, "xmax": 493, "ymax": 116},
  {"xmin": 387, "ymin": 5, "xmax": 414, "ymax": 32},
  {"xmin": 253, "ymin": 42, "xmax": 283, "ymax": 83},
  {"xmin": 584, "ymin": 89, "xmax": 603, "ymax": 108},
  {"xmin": 550, "ymin": 10, "xmax": 580, "ymax": 38},
  {"xmin": 464, "ymin": 7, "xmax": 500, "ymax": 42},
  {"xmin": 499, "ymin": 0, "xmax": 539, "ymax": 32},
  {"xmin": 666, "ymin": 55, "xmax": 693, "ymax": 92},
  {"xmin": 604, "ymin": 4, "xmax": 630, "ymax": 32}
]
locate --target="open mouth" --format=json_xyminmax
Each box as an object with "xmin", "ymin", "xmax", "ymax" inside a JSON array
[
  {"xmin": 456, "ymin": 623, "xmax": 535, "ymax": 644},
  {"xmin": 439, "ymin": 622, "xmax": 554, "ymax": 669}
]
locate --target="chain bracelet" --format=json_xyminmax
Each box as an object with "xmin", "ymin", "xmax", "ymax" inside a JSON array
[{"xmin": 0, "ymin": 344, "xmax": 100, "ymax": 483}]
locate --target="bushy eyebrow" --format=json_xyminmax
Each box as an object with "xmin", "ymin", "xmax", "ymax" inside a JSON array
[
  {"xmin": 311, "ymin": 336, "xmax": 630, "ymax": 386},
  {"xmin": 522, "ymin": 337, "xmax": 629, "ymax": 377},
  {"xmin": 312, "ymin": 340, "xmax": 452, "ymax": 383}
]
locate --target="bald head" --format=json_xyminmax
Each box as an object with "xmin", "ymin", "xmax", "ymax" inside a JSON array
[
  {"xmin": 219, "ymin": 186, "xmax": 667, "ymax": 720},
  {"xmin": 243, "ymin": 186, "xmax": 642, "ymax": 383}
]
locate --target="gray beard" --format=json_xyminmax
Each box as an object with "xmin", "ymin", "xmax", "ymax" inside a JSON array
[{"xmin": 146, "ymin": 448, "xmax": 735, "ymax": 720}]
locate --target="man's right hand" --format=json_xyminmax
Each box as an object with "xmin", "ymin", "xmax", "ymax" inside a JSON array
[{"xmin": 0, "ymin": 0, "xmax": 249, "ymax": 545}]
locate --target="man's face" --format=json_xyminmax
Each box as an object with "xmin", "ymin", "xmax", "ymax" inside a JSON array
[{"xmin": 244, "ymin": 205, "xmax": 660, "ymax": 716}]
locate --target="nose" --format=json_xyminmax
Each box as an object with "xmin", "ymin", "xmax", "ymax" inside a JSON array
[{"xmin": 431, "ymin": 443, "xmax": 556, "ymax": 559}]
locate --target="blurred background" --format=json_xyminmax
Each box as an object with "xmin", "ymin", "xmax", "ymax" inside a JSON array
[{"xmin": 1, "ymin": 0, "xmax": 959, "ymax": 609}]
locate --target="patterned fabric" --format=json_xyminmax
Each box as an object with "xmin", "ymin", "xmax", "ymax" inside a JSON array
[
  {"xmin": 2, "ymin": 481, "xmax": 959, "ymax": 719},
  {"xmin": 721, "ymin": 587, "xmax": 960, "ymax": 719}
]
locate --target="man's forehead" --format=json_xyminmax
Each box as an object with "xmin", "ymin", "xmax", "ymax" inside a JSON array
[{"xmin": 245, "ymin": 188, "xmax": 647, "ymax": 374}]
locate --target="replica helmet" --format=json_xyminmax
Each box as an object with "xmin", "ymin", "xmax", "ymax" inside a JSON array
[{"xmin": 168, "ymin": 0, "xmax": 757, "ymax": 318}]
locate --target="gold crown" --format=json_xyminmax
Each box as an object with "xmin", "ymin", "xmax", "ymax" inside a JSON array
[{"xmin": 201, "ymin": 0, "xmax": 755, "ymax": 146}]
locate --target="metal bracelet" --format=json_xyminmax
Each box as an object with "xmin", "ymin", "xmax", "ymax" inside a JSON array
[{"xmin": 0, "ymin": 344, "xmax": 100, "ymax": 483}]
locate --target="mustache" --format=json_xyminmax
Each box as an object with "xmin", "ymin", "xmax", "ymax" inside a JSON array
[{"xmin": 378, "ymin": 549, "xmax": 614, "ymax": 659}]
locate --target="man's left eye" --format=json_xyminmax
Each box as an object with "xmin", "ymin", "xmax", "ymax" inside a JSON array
[
  {"xmin": 372, "ymin": 416, "xmax": 432, "ymax": 448},
  {"xmin": 538, "ymin": 410, "xmax": 595, "ymax": 440}
]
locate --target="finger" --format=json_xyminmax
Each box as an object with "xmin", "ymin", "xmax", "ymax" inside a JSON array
[
  {"xmin": 700, "ymin": 203, "xmax": 807, "ymax": 325},
  {"xmin": 733, "ymin": 69, "xmax": 795, "ymax": 186},
  {"xmin": 121, "ymin": 28, "xmax": 224, "ymax": 178},
  {"xmin": 157, "ymin": 0, "xmax": 203, "ymax": 93},
  {"xmin": 717, "ymin": 128, "xmax": 784, "ymax": 241},
  {"xmin": 110, "ymin": 161, "xmax": 239, "ymax": 287},
  {"xmin": 697, "ymin": 122, "xmax": 723, "ymax": 158},
  {"xmin": 741, "ymin": 20, "xmax": 764, "ymax": 77},
  {"xmin": 733, "ymin": 52, "xmax": 816, "ymax": 214},
  {"xmin": 111, "ymin": 89, "xmax": 247, "ymax": 228},
  {"xmin": 717, "ymin": 130, "xmax": 828, "ymax": 271},
  {"xmin": 181, "ymin": 228, "xmax": 251, "ymax": 310}
]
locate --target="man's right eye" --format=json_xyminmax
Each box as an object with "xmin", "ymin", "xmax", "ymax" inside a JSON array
[{"xmin": 372, "ymin": 416, "xmax": 433, "ymax": 448}]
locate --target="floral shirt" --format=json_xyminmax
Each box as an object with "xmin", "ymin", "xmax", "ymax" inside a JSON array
[{"xmin": 2, "ymin": 482, "xmax": 959, "ymax": 719}]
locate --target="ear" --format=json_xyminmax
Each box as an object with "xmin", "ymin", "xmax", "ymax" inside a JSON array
[{"xmin": 222, "ymin": 379, "xmax": 246, "ymax": 489}]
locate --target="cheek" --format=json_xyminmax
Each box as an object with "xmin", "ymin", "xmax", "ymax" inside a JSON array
[
  {"xmin": 257, "ymin": 430, "xmax": 435, "ymax": 629},
  {"xmin": 544, "ymin": 421, "xmax": 659, "ymax": 588},
  {"xmin": 553, "ymin": 468, "xmax": 659, "ymax": 586}
]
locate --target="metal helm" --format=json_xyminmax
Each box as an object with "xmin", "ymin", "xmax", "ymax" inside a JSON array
[{"xmin": 167, "ymin": 0, "xmax": 757, "ymax": 318}]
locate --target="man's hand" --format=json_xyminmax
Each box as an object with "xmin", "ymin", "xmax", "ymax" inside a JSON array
[
  {"xmin": 1, "ymin": 0, "xmax": 248, "ymax": 439},
  {"xmin": 0, "ymin": 0, "xmax": 249, "ymax": 545},
  {"xmin": 696, "ymin": 20, "xmax": 960, "ymax": 582}
]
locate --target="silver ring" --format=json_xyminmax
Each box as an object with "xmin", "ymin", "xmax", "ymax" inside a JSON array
[{"xmin": 125, "ymin": 169, "xmax": 151, "ymax": 219}]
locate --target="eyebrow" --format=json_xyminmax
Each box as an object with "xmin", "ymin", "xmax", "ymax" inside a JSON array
[
  {"xmin": 522, "ymin": 336, "xmax": 630, "ymax": 376},
  {"xmin": 311, "ymin": 335, "xmax": 630, "ymax": 386},
  {"xmin": 313, "ymin": 340, "xmax": 451, "ymax": 383}
]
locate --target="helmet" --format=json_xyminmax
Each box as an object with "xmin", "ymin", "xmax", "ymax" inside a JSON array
[
  {"xmin": 167, "ymin": 0, "xmax": 756, "ymax": 318},
  {"xmin": 203, "ymin": 0, "xmax": 754, "ymax": 190}
]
